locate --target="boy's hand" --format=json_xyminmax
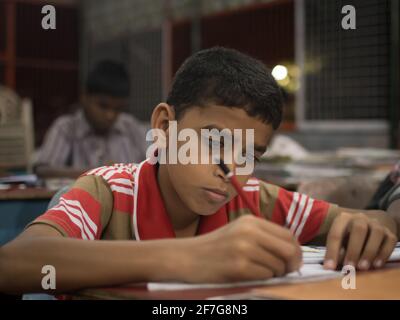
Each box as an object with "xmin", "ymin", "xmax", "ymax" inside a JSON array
[
  {"xmin": 178, "ymin": 215, "xmax": 302, "ymax": 283},
  {"xmin": 324, "ymin": 212, "xmax": 397, "ymax": 271}
]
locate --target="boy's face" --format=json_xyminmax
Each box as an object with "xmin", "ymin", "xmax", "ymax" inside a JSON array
[
  {"xmin": 153, "ymin": 103, "xmax": 274, "ymax": 216},
  {"xmin": 83, "ymin": 94, "xmax": 127, "ymax": 134}
]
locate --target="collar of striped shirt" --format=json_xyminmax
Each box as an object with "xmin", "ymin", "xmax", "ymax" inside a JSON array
[
  {"xmin": 132, "ymin": 159, "xmax": 266, "ymax": 240},
  {"xmin": 132, "ymin": 159, "xmax": 229, "ymax": 240}
]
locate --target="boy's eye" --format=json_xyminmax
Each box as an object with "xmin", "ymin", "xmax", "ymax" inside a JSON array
[
  {"xmin": 206, "ymin": 136, "xmax": 224, "ymax": 149},
  {"xmin": 242, "ymin": 151, "xmax": 261, "ymax": 163},
  {"xmin": 211, "ymin": 139, "xmax": 223, "ymax": 148}
]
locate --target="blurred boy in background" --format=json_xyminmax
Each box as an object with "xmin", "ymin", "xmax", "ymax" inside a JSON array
[{"xmin": 35, "ymin": 60, "xmax": 148, "ymax": 178}]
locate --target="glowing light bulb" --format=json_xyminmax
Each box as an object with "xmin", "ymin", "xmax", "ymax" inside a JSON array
[{"xmin": 272, "ymin": 65, "xmax": 288, "ymax": 81}]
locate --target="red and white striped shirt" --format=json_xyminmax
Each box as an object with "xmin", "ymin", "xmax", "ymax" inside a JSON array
[{"xmin": 29, "ymin": 159, "xmax": 339, "ymax": 244}]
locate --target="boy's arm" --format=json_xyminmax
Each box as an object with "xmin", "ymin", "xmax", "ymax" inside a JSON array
[
  {"xmin": 317, "ymin": 206, "xmax": 398, "ymax": 271},
  {"xmin": 0, "ymin": 224, "xmax": 181, "ymax": 294},
  {"xmin": 0, "ymin": 215, "xmax": 302, "ymax": 295}
]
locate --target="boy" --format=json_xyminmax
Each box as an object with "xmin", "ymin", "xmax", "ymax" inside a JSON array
[
  {"xmin": 35, "ymin": 60, "xmax": 147, "ymax": 178},
  {"xmin": 0, "ymin": 47, "xmax": 398, "ymax": 294}
]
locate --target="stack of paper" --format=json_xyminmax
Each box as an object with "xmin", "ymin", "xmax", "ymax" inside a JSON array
[{"xmin": 302, "ymin": 242, "xmax": 400, "ymax": 264}]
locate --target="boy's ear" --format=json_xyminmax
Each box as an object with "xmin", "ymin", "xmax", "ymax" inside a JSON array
[{"xmin": 151, "ymin": 103, "xmax": 175, "ymax": 135}]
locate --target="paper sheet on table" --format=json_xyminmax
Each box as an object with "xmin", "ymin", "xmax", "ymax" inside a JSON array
[
  {"xmin": 147, "ymin": 243, "xmax": 400, "ymax": 291},
  {"xmin": 302, "ymin": 242, "xmax": 400, "ymax": 264},
  {"xmin": 147, "ymin": 264, "xmax": 341, "ymax": 291}
]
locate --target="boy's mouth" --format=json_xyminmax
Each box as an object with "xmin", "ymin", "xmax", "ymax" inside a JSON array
[{"xmin": 202, "ymin": 187, "xmax": 229, "ymax": 204}]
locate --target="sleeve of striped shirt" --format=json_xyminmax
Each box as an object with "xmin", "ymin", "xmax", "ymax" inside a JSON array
[
  {"xmin": 27, "ymin": 175, "xmax": 114, "ymax": 240},
  {"xmin": 259, "ymin": 181, "xmax": 341, "ymax": 244},
  {"xmin": 35, "ymin": 116, "xmax": 73, "ymax": 167}
]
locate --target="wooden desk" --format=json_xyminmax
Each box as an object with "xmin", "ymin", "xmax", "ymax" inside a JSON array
[
  {"xmin": 253, "ymin": 263, "xmax": 400, "ymax": 300},
  {"xmin": 73, "ymin": 262, "xmax": 400, "ymax": 300}
]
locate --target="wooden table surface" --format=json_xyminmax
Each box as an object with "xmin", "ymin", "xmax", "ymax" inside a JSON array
[
  {"xmin": 252, "ymin": 263, "xmax": 400, "ymax": 300},
  {"xmin": 73, "ymin": 262, "xmax": 400, "ymax": 300}
]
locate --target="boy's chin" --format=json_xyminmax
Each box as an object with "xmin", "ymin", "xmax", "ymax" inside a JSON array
[{"xmin": 192, "ymin": 204, "xmax": 223, "ymax": 217}]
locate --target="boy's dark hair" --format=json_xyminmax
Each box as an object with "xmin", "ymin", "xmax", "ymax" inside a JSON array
[
  {"xmin": 86, "ymin": 60, "xmax": 130, "ymax": 98},
  {"xmin": 167, "ymin": 47, "xmax": 283, "ymax": 129}
]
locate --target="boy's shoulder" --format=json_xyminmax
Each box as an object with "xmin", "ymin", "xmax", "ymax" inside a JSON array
[
  {"xmin": 245, "ymin": 176, "xmax": 281, "ymax": 200},
  {"xmin": 29, "ymin": 163, "xmax": 141, "ymax": 240},
  {"xmin": 80, "ymin": 163, "xmax": 139, "ymax": 212},
  {"xmin": 225, "ymin": 177, "xmax": 281, "ymax": 218},
  {"xmin": 84, "ymin": 163, "xmax": 138, "ymax": 181}
]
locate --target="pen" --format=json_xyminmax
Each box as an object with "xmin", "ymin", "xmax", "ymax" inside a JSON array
[
  {"xmin": 216, "ymin": 159, "xmax": 262, "ymax": 217},
  {"xmin": 216, "ymin": 159, "xmax": 302, "ymax": 276}
]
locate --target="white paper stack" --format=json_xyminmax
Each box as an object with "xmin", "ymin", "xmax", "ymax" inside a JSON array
[{"xmin": 302, "ymin": 242, "xmax": 400, "ymax": 264}]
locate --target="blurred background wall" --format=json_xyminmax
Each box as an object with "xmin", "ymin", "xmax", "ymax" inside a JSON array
[{"xmin": 1, "ymin": 0, "xmax": 399, "ymax": 150}]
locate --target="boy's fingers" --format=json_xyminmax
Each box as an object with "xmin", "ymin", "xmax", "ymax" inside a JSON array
[
  {"xmin": 358, "ymin": 223, "xmax": 385, "ymax": 270},
  {"xmin": 337, "ymin": 247, "xmax": 346, "ymax": 267},
  {"xmin": 324, "ymin": 213, "xmax": 351, "ymax": 269},
  {"xmin": 253, "ymin": 229, "xmax": 301, "ymax": 270},
  {"xmin": 372, "ymin": 230, "xmax": 397, "ymax": 269},
  {"xmin": 249, "ymin": 246, "xmax": 287, "ymax": 277},
  {"xmin": 343, "ymin": 217, "xmax": 368, "ymax": 267}
]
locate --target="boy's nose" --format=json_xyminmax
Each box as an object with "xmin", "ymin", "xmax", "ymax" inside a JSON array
[
  {"xmin": 214, "ymin": 159, "xmax": 235, "ymax": 181},
  {"xmin": 225, "ymin": 161, "xmax": 235, "ymax": 174}
]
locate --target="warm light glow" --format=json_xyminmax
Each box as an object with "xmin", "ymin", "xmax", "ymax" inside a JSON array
[{"xmin": 272, "ymin": 65, "xmax": 288, "ymax": 81}]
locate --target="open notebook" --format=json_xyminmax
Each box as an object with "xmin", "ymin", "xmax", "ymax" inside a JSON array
[{"xmin": 147, "ymin": 242, "xmax": 400, "ymax": 292}]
